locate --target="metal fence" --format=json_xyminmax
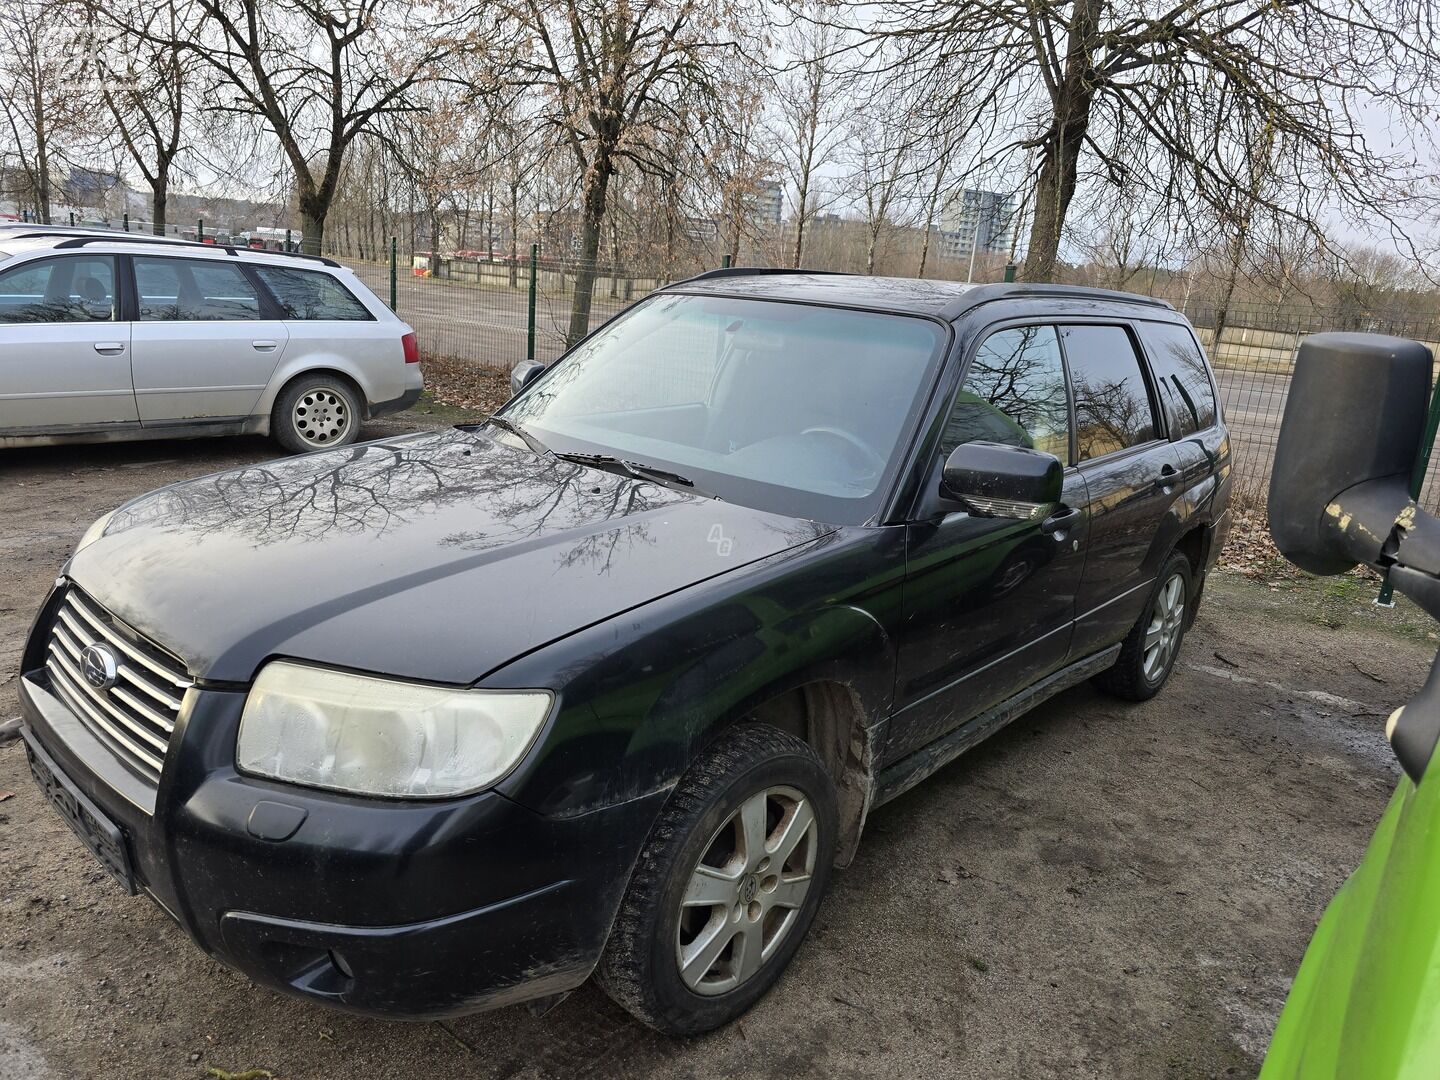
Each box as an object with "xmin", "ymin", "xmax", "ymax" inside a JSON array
[{"xmin": 334, "ymin": 244, "xmax": 1440, "ymax": 509}]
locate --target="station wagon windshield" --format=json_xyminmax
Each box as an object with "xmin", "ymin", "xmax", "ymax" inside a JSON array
[{"xmin": 501, "ymin": 294, "xmax": 947, "ymax": 523}]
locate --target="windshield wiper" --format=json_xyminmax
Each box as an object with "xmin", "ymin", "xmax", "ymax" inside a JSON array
[
  {"xmin": 479, "ymin": 414, "xmax": 551, "ymax": 458},
  {"xmin": 555, "ymin": 452, "xmax": 719, "ymax": 499}
]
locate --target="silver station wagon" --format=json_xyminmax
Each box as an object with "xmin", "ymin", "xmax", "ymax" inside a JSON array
[{"xmin": 0, "ymin": 226, "xmax": 422, "ymax": 451}]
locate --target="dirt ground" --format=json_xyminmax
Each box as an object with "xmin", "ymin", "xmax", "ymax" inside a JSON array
[{"xmin": 1, "ymin": 402, "xmax": 1433, "ymax": 1080}]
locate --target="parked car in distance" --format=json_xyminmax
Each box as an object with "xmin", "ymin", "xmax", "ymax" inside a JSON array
[
  {"xmin": 18, "ymin": 270, "xmax": 1230, "ymax": 1036},
  {"xmin": 0, "ymin": 225, "xmax": 422, "ymax": 452}
]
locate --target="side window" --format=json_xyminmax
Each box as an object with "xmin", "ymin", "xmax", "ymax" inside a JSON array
[
  {"xmin": 1138, "ymin": 322, "xmax": 1217, "ymax": 438},
  {"xmin": 1061, "ymin": 325, "xmax": 1159, "ymax": 461},
  {"xmin": 0, "ymin": 256, "xmax": 115, "ymax": 323},
  {"xmin": 253, "ymin": 266, "xmax": 372, "ymax": 320},
  {"xmin": 134, "ymin": 257, "xmax": 262, "ymax": 321},
  {"xmin": 942, "ymin": 325, "xmax": 1071, "ymax": 461}
]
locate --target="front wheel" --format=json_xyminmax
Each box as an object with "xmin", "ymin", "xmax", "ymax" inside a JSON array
[
  {"xmin": 596, "ymin": 724, "xmax": 838, "ymax": 1036},
  {"xmin": 1092, "ymin": 551, "xmax": 1193, "ymax": 701},
  {"xmin": 272, "ymin": 375, "xmax": 362, "ymax": 453}
]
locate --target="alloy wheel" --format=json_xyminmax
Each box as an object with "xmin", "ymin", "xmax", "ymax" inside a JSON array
[
  {"xmin": 1142, "ymin": 572, "xmax": 1185, "ymax": 682},
  {"xmin": 292, "ymin": 387, "xmax": 350, "ymax": 447},
  {"xmin": 675, "ymin": 785, "xmax": 817, "ymax": 996}
]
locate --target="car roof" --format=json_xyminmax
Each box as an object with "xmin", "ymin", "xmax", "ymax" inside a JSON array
[
  {"xmin": 662, "ymin": 268, "xmax": 1178, "ymax": 323},
  {"xmin": 0, "ymin": 224, "xmax": 344, "ymax": 270}
]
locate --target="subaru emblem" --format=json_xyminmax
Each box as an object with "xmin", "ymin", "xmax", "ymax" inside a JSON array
[{"xmin": 80, "ymin": 643, "xmax": 119, "ymax": 691}]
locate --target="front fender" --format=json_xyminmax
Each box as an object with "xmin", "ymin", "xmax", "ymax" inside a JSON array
[{"xmin": 489, "ymin": 528, "xmax": 905, "ymax": 819}]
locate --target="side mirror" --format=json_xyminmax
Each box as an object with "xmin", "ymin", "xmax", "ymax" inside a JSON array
[
  {"xmin": 510, "ymin": 359, "xmax": 546, "ymax": 398},
  {"xmin": 1269, "ymin": 333, "xmax": 1432, "ymax": 574},
  {"xmin": 942, "ymin": 441, "xmax": 1063, "ymax": 518}
]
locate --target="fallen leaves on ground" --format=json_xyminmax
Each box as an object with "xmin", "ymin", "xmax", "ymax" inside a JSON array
[{"xmin": 420, "ymin": 355, "xmax": 511, "ymax": 416}]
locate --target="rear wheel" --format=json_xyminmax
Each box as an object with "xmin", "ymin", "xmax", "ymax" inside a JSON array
[
  {"xmin": 1092, "ymin": 551, "xmax": 1192, "ymax": 701},
  {"xmin": 272, "ymin": 375, "xmax": 361, "ymax": 453},
  {"xmin": 596, "ymin": 724, "xmax": 838, "ymax": 1036}
]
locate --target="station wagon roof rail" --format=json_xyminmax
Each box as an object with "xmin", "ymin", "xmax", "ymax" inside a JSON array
[{"xmin": 0, "ymin": 227, "xmax": 342, "ymax": 268}]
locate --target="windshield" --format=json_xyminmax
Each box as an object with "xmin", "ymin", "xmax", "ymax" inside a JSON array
[{"xmin": 502, "ymin": 293, "xmax": 947, "ymax": 523}]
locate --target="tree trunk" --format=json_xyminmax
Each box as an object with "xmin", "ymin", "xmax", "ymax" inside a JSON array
[
  {"xmin": 791, "ymin": 187, "xmax": 808, "ymax": 268},
  {"xmin": 151, "ymin": 175, "xmax": 168, "ymax": 235},
  {"xmin": 1021, "ymin": 0, "xmax": 1102, "ymax": 283},
  {"xmin": 298, "ymin": 196, "xmax": 328, "ymax": 256},
  {"xmin": 567, "ymin": 157, "xmax": 613, "ymax": 347}
]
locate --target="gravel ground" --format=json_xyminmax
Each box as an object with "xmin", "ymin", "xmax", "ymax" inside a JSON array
[{"xmin": 1, "ymin": 400, "xmax": 1432, "ymax": 1080}]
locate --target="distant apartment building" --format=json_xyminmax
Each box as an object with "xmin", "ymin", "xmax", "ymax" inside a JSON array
[
  {"xmin": 939, "ymin": 188, "xmax": 1017, "ymax": 259},
  {"xmin": 745, "ymin": 181, "xmax": 784, "ymax": 228}
]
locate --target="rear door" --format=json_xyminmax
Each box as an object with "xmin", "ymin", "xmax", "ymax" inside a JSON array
[
  {"xmin": 888, "ymin": 323, "xmax": 1089, "ymax": 760},
  {"xmin": 1062, "ymin": 323, "xmax": 1182, "ymax": 659},
  {"xmin": 1136, "ymin": 319, "xmax": 1225, "ymax": 503},
  {"xmin": 0, "ymin": 254, "xmax": 136, "ymax": 434},
  {"xmin": 128, "ymin": 255, "xmax": 289, "ymax": 423}
]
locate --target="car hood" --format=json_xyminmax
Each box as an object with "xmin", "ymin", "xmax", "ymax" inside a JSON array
[{"xmin": 68, "ymin": 427, "xmax": 835, "ymax": 683}]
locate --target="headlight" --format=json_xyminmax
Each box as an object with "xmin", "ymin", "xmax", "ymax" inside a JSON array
[
  {"xmin": 74, "ymin": 510, "xmax": 116, "ymax": 554},
  {"xmin": 236, "ymin": 661, "xmax": 553, "ymax": 798}
]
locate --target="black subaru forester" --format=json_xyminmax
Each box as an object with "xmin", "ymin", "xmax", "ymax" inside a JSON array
[{"xmin": 19, "ymin": 271, "xmax": 1230, "ymax": 1035}]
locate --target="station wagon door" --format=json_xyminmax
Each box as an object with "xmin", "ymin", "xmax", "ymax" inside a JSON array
[
  {"xmin": 887, "ymin": 324, "xmax": 1089, "ymax": 761},
  {"xmin": 0, "ymin": 255, "xmax": 137, "ymax": 435},
  {"xmin": 128, "ymin": 256, "xmax": 288, "ymax": 424}
]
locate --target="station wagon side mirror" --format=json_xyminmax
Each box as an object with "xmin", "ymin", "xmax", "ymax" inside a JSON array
[
  {"xmin": 942, "ymin": 441, "xmax": 1063, "ymax": 518},
  {"xmin": 510, "ymin": 359, "xmax": 546, "ymax": 398}
]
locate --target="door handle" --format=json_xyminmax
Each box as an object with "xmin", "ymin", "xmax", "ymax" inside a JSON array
[
  {"xmin": 251, "ymin": 339, "xmax": 278, "ymax": 350},
  {"xmin": 1040, "ymin": 505, "xmax": 1083, "ymax": 537},
  {"xmin": 1154, "ymin": 464, "xmax": 1179, "ymax": 491},
  {"xmin": 93, "ymin": 341, "xmax": 125, "ymax": 354}
]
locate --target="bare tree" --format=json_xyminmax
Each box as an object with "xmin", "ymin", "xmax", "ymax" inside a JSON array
[
  {"xmin": 0, "ymin": 0, "xmax": 88, "ymax": 222},
  {"xmin": 772, "ymin": 9, "xmax": 849, "ymax": 268},
  {"xmin": 510, "ymin": 0, "xmax": 744, "ymax": 345},
  {"xmin": 844, "ymin": 99, "xmax": 920, "ymax": 275},
  {"xmin": 845, "ymin": 0, "xmax": 1440, "ymax": 282},
  {"xmin": 85, "ymin": 0, "xmax": 193, "ymax": 234},
  {"xmin": 113, "ymin": 0, "xmax": 490, "ymax": 253}
]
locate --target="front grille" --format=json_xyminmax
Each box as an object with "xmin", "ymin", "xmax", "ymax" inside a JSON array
[{"xmin": 43, "ymin": 587, "xmax": 193, "ymax": 789}]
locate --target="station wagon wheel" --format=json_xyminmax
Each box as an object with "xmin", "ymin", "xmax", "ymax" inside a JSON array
[
  {"xmin": 596, "ymin": 725, "xmax": 837, "ymax": 1036},
  {"xmin": 1093, "ymin": 550, "xmax": 1194, "ymax": 701},
  {"xmin": 272, "ymin": 375, "xmax": 362, "ymax": 454}
]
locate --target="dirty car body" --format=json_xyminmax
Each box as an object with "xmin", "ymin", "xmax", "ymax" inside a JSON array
[{"xmin": 18, "ymin": 272, "xmax": 1232, "ymax": 1024}]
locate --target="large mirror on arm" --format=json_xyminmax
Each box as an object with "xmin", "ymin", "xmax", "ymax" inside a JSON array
[{"xmin": 942, "ymin": 440, "xmax": 1063, "ymax": 520}]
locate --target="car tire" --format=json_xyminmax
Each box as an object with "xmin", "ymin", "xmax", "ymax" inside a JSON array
[
  {"xmin": 595, "ymin": 724, "xmax": 838, "ymax": 1036},
  {"xmin": 272, "ymin": 375, "xmax": 362, "ymax": 453},
  {"xmin": 1092, "ymin": 550, "xmax": 1193, "ymax": 701}
]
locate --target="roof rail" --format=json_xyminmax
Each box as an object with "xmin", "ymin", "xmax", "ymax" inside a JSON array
[
  {"xmin": 940, "ymin": 282, "xmax": 1173, "ymax": 318},
  {"xmin": 668, "ymin": 266, "xmax": 853, "ymax": 287},
  {"xmin": 33, "ymin": 232, "xmax": 341, "ymax": 267}
]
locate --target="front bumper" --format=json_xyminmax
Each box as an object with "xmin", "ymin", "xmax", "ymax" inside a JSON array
[{"xmin": 18, "ymin": 667, "xmax": 663, "ymax": 1019}]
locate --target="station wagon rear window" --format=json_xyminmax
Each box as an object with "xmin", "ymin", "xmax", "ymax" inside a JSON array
[
  {"xmin": 134, "ymin": 257, "xmax": 262, "ymax": 321},
  {"xmin": 254, "ymin": 266, "xmax": 372, "ymax": 320}
]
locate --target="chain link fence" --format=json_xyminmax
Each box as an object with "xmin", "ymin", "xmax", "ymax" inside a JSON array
[{"xmin": 332, "ymin": 242, "xmax": 1440, "ymax": 509}]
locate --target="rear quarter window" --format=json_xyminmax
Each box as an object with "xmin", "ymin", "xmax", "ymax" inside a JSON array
[
  {"xmin": 254, "ymin": 266, "xmax": 373, "ymax": 321},
  {"xmin": 1139, "ymin": 322, "xmax": 1218, "ymax": 438}
]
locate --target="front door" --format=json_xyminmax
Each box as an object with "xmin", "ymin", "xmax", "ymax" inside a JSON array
[
  {"xmin": 887, "ymin": 324, "xmax": 1089, "ymax": 761},
  {"xmin": 0, "ymin": 255, "xmax": 137, "ymax": 434},
  {"xmin": 1061, "ymin": 323, "xmax": 1183, "ymax": 658},
  {"xmin": 128, "ymin": 255, "xmax": 288, "ymax": 423}
]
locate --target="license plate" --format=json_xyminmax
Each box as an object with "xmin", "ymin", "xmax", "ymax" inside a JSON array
[{"xmin": 22, "ymin": 730, "xmax": 137, "ymax": 895}]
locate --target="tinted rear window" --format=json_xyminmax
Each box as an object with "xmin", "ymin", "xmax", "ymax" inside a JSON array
[
  {"xmin": 254, "ymin": 266, "xmax": 372, "ymax": 320},
  {"xmin": 1061, "ymin": 324, "xmax": 1158, "ymax": 461},
  {"xmin": 135, "ymin": 257, "xmax": 262, "ymax": 320},
  {"xmin": 1139, "ymin": 322, "xmax": 1217, "ymax": 437}
]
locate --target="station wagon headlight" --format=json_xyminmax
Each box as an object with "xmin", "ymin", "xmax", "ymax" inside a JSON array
[{"xmin": 236, "ymin": 661, "xmax": 553, "ymax": 798}]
